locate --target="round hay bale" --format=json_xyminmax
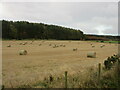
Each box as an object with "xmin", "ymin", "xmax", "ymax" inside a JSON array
[
  {"xmin": 56, "ymin": 45, "xmax": 59, "ymax": 47},
  {"xmin": 87, "ymin": 51, "xmax": 96, "ymax": 58},
  {"xmin": 92, "ymin": 45, "xmax": 95, "ymax": 48},
  {"xmin": 73, "ymin": 48, "xmax": 77, "ymax": 51},
  {"xmin": 100, "ymin": 45, "xmax": 105, "ymax": 48},
  {"xmin": 49, "ymin": 44, "xmax": 52, "ymax": 46},
  {"xmin": 7, "ymin": 45, "xmax": 11, "ymax": 47},
  {"xmin": 53, "ymin": 45, "xmax": 56, "ymax": 48},
  {"xmin": 39, "ymin": 44, "xmax": 42, "ymax": 46},
  {"xmin": 19, "ymin": 50, "xmax": 27, "ymax": 55},
  {"xmin": 25, "ymin": 42, "xmax": 27, "ymax": 44},
  {"xmin": 22, "ymin": 43, "xmax": 26, "ymax": 45},
  {"xmin": 63, "ymin": 45, "xmax": 66, "ymax": 47},
  {"xmin": 53, "ymin": 46, "xmax": 56, "ymax": 48},
  {"xmin": 60, "ymin": 44, "xmax": 63, "ymax": 47},
  {"xmin": 53, "ymin": 44, "xmax": 58, "ymax": 48}
]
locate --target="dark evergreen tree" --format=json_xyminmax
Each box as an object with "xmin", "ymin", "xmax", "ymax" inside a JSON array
[{"xmin": 2, "ymin": 20, "xmax": 85, "ymax": 40}]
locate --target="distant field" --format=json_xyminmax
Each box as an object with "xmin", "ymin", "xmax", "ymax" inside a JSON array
[
  {"xmin": 2, "ymin": 40, "xmax": 118, "ymax": 88},
  {"xmin": 95, "ymin": 40, "xmax": 120, "ymax": 43}
]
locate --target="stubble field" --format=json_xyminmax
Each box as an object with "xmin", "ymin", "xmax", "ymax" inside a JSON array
[{"xmin": 2, "ymin": 40, "xmax": 118, "ymax": 87}]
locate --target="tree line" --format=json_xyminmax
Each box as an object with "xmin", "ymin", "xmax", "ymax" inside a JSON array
[{"xmin": 2, "ymin": 20, "xmax": 85, "ymax": 40}]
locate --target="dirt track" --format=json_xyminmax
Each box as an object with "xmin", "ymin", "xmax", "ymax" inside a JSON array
[{"xmin": 2, "ymin": 40, "xmax": 118, "ymax": 87}]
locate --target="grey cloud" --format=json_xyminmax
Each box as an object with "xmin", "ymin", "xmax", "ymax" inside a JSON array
[{"xmin": 1, "ymin": 2, "xmax": 118, "ymax": 35}]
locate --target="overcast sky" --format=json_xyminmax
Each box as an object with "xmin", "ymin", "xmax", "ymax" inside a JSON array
[{"xmin": 0, "ymin": 2, "xmax": 118, "ymax": 35}]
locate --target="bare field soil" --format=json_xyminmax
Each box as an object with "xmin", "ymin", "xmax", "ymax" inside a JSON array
[{"xmin": 2, "ymin": 40, "xmax": 118, "ymax": 87}]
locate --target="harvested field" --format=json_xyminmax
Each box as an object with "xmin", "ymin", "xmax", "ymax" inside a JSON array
[{"xmin": 2, "ymin": 40, "xmax": 118, "ymax": 87}]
